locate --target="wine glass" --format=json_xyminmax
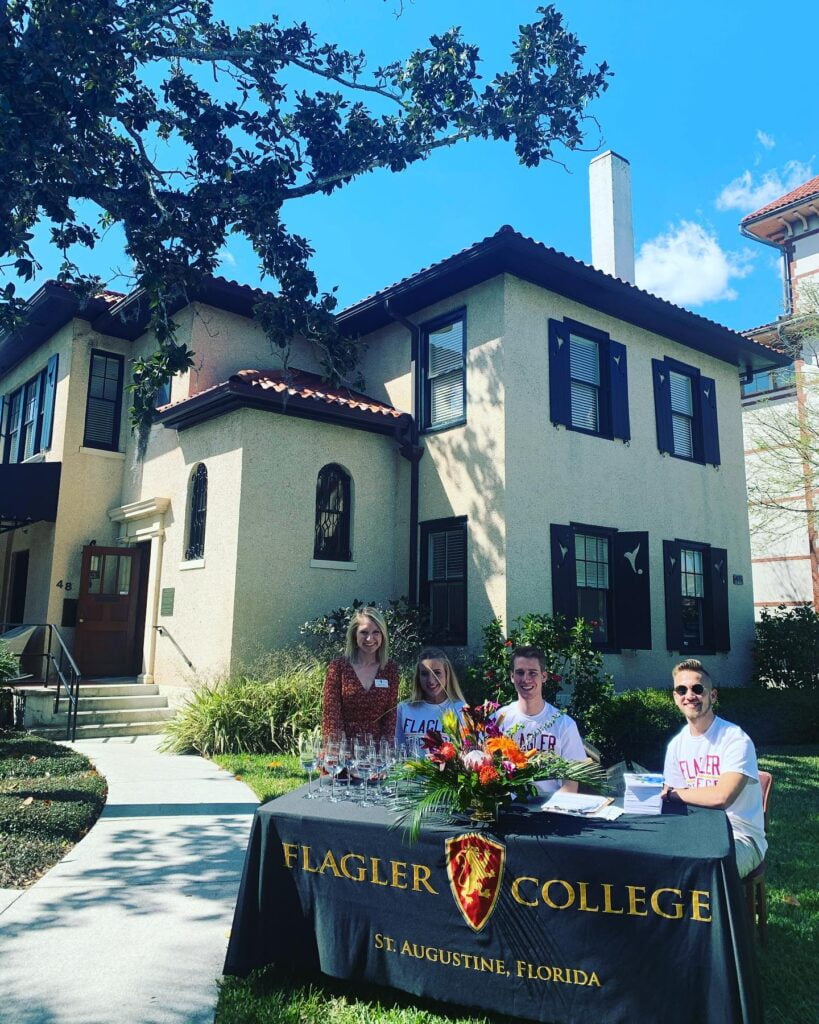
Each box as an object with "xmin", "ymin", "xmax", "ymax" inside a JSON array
[
  {"xmin": 354, "ymin": 740, "xmax": 373, "ymax": 807},
  {"xmin": 299, "ymin": 735, "xmax": 318, "ymax": 799},
  {"xmin": 338, "ymin": 737, "xmax": 353, "ymax": 801},
  {"xmin": 324, "ymin": 738, "xmax": 340, "ymax": 802}
]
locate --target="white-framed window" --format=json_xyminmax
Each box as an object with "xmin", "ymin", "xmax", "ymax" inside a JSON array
[{"xmin": 421, "ymin": 312, "xmax": 466, "ymax": 431}]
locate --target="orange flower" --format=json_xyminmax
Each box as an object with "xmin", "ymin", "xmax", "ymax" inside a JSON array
[
  {"xmin": 439, "ymin": 742, "xmax": 457, "ymax": 761},
  {"xmin": 486, "ymin": 736, "xmax": 528, "ymax": 767},
  {"xmin": 478, "ymin": 764, "xmax": 500, "ymax": 786}
]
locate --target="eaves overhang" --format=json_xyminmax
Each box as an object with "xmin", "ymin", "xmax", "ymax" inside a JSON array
[
  {"xmin": 0, "ymin": 285, "xmax": 113, "ymax": 378},
  {"xmin": 90, "ymin": 276, "xmax": 263, "ymax": 340},
  {"xmin": 156, "ymin": 378, "xmax": 411, "ymax": 438},
  {"xmin": 0, "ymin": 276, "xmax": 264, "ymax": 377},
  {"xmin": 336, "ymin": 227, "xmax": 791, "ymax": 376}
]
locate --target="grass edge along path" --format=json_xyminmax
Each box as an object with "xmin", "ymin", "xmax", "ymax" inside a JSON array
[
  {"xmin": 0, "ymin": 730, "xmax": 108, "ymax": 888},
  {"xmin": 214, "ymin": 747, "xmax": 818, "ymax": 1024}
]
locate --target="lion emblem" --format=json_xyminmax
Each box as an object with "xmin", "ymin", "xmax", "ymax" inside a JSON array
[{"xmin": 445, "ymin": 833, "xmax": 505, "ymax": 931}]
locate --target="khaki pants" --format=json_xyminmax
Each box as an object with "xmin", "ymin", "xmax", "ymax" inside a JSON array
[{"xmin": 735, "ymin": 836, "xmax": 763, "ymax": 879}]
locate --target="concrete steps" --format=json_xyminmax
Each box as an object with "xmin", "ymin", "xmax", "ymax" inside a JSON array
[{"xmin": 21, "ymin": 679, "xmax": 175, "ymax": 739}]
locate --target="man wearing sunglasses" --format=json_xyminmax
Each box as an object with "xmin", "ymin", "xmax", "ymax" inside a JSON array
[
  {"xmin": 662, "ymin": 659, "xmax": 767, "ymax": 877},
  {"xmin": 495, "ymin": 645, "xmax": 587, "ymax": 796}
]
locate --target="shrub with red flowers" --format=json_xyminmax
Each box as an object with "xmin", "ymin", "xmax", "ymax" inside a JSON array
[{"xmin": 396, "ymin": 701, "xmax": 605, "ymax": 840}]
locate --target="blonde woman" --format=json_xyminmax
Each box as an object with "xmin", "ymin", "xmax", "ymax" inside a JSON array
[
  {"xmin": 395, "ymin": 648, "xmax": 466, "ymax": 748},
  {"xmin": 321, "ymin": 606, "xmax": 399, "ymax": 743}
]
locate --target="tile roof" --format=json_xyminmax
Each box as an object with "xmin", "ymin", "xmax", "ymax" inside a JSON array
[
  {"xmin": 157, "ymin": 367, "xmax": 406, "ymax": 423},
  {"xmin": 44, "ymin": 278, "xmax": 126, "ymax": 306},
  {"xmin": 235, "ymin": 369, "xmax": 405, "ymax": 419},
  {"xmin": 338, "ymin": 224, "xmax": 741, "ymax": 336},
  {"xmin": 336, "ymin": 225, "xmax": 788, "ymax": 374},
  {"xmin": 741, "ymin": 175, "xmax": 819, "ymax": 223}
]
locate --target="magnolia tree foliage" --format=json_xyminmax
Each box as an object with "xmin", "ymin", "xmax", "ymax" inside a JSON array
[{"xmin": 0, "ymin": 1, "xmax": 610, "ymax": 435}]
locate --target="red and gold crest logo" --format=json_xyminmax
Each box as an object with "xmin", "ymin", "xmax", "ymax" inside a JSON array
[{"xmin": 445, "ymin": 832, "xmax": 505, "ymax": 932}]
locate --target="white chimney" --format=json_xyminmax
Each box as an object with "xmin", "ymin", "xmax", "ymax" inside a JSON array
[{"xmin": 589, "ymin": 151, "xmax": 635, "ymax": 284}]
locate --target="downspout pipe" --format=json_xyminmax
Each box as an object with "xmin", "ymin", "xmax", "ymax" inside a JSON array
[
  {"xmin": 739, "ymin": 221, "xmax": 792, "ymax": 316},
  {"xmin": 384, "ymin": 299, "xmax": 423, "ymax": 605}
]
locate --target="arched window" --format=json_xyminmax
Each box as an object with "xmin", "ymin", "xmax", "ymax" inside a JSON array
[
  {"xmin": 185, "ymin": 464, "xmax": 207, "ymax": 560},
  {"xmin": 313, "ymin": 464, "xmax": 351, "ymax": 561}
]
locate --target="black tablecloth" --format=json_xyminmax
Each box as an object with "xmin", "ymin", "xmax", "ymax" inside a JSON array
[{"xmin": 224, "ymin": 788, "xmax": 761, "ymax": 1024}]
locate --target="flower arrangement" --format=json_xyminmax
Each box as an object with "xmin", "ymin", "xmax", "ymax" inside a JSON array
[{"xmin": 396, "ymin": 701, "xmax": 606, "ymax": 839}]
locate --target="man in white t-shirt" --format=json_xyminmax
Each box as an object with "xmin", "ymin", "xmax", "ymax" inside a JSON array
[
  {"xmin": 662, "ymin": 659, "xmax": 767, "ymax": 878},
  {"xmin": 495, "ymin": 645, "xmax": 587, "ymax": 796}
]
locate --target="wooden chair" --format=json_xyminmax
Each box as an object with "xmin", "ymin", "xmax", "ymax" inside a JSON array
[{"xmin": 743, "ymin": 770, "xmax": 772, "ymax": 945}]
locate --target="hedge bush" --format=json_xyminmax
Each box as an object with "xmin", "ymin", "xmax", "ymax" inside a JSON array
[
  {"xmin": 587, "ymin": 687, "xmax": 819, "ymax": 769},
  {"xmin": 0, "ymin": 730, "xmax": 107, "ymax": 887},
  {"xmin": 714, "ymin": 688, "xmax": 819, "ymax": 747},
  {"xmin": 754, "ymin": 605, "xmax": 819, "ymax": 689}
]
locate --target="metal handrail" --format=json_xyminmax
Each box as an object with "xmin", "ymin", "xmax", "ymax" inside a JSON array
[
  {"xmin": 48, "ymin": 624, "xmax": 82, "ymax": 742},
  {"xmin": 1, "ymin": 622, "xmax": 82, "ymax": 741}
]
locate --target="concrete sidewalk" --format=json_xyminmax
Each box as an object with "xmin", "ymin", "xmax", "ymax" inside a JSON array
[{"xmin": 0, "ymin": 735, "xmax": 259, "ymax": 1024}]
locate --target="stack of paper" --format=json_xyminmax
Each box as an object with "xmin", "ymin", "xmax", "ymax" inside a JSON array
[{"xmin": 623, "ymin": 773, "xmax": 664, "ymax": 815}]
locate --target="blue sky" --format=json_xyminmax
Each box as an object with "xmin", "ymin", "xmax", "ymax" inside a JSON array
[{"xmin": 23, "ymin": 1, "xmax": 818, "ymax": 333}]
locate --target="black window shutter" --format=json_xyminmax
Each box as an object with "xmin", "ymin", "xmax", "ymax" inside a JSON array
[
  {"xmin": 0, "ymin": 394, "xmax": 6, "ymax": 448},
  {"xmin": 663, "ymin": 539, "xmax": 683, "ymax": 651},
  {"xmin": 550, "ymin": 523, "xmax": 577, "ymax": 624},
  {"xmin": 709, "ymin": 546, "xmax": 730, "ymax": 651},
  {"xmin": 700, "ymin": 376, "xmax": 720, "ymax": 466},
  {"xmin": 548, "ymin": 320, "xmax": 571, "ymax": 428},
  {"xmin": 608, "ymin": 339, "xmax": 630, "ymax": 441},
  {"xmin": 612, "ymin": 531, "xmax": 651, "ymax": 649},
  {"xmin": 41, "ymin": 354, "xmax": 59, "ymax": 450},
  {"xmin": 652, "ymin": 359, "xmax": 673, "ymax": 454}
]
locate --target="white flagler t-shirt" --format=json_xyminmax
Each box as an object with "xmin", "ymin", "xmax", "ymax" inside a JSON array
[
  {"xmin": 495, "ymin": 701, "xmax": 586, "ymax": 795},
  {"xmin": 395, "ymin": 700, "xmax": 466, "ymax": 747},
  {"xmin": 663, "ymin": 716, "xmax": 767, "ymax": 857}
]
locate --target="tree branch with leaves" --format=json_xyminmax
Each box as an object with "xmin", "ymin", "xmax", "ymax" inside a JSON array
[{"xmin": 0, "ymin": 1, "xmax": 610, "ymax": 443}]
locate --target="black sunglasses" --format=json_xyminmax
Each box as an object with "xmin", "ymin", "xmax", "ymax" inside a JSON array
[{"xmin": 674, "ymin": 683, "xmax": 705, "ymax": 696}]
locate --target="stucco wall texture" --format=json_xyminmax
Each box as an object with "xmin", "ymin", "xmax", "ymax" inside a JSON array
[
  {"xmin": 3, "ymin": 268, "xmax": 758, "ymax": 691},
  {"xmin": 362, "ymin": 274, "xmax": 755, "ymax": 689}
]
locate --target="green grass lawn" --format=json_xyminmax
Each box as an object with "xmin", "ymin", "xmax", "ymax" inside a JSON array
[
  {"xmin": 214, "ymin": 746, "xmax": 818, "ymax": 1024},
  {"xmin": 0, "ymin": 730, "xmax": 108, "ymax": 887}
]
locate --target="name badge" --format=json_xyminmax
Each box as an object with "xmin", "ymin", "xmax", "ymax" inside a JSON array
[{"xmin": 374, "ymin": 678, "xmax": 389, "ymax": 689}]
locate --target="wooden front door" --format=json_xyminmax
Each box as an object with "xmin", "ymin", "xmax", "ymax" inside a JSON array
[{"xmin": 74, "ymin": 545, "xmax": 144, "ymax": 677}]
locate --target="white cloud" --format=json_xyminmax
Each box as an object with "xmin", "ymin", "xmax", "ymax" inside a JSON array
[
  {"xmin": 715, "ymin": 160, "xmax": 814, "ymax": 213},
  {"xmin": 635, "ymin": 221, "xmax": 754, "ymax": 307},
  {"xmin": 218, "ymin": 247, "xmax": 237, "ymax": 268},
  {"xmin": 756, "ymin": 130, "xmax": 776, "ymax": 151}
]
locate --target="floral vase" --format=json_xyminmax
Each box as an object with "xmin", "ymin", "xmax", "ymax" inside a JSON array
[{"xmin": 465, "ymin": 794, "xmax": 502, "ymax": 825}]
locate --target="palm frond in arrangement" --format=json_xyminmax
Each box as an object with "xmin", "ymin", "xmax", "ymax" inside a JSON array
[{"xmin": 394, "ymin": 702, "xmax": 607, "ymax": 840}]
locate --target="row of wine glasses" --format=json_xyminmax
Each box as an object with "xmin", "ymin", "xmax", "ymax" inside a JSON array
[{"xmin": 298, "ymin": 733, "xmax": 425, "ymax": 806}]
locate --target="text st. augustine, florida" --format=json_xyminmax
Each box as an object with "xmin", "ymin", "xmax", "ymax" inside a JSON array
[{"xmin": 374, "ymin": 933, "xmax": 602, "ymax": 987}]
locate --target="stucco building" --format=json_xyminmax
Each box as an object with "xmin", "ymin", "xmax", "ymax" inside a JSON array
[
  {"xmin": 740, "ymin": 174, "xmax": 819, "ymax": 612},
  {"xmin": 2, "ymin": 214, "xmax": 788, "ymax": 698}
]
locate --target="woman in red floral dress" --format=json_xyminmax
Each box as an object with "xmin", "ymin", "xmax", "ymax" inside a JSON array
[{"xmin": 321, "ymin": 606, "xmax": 399, "ymax": 743}]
